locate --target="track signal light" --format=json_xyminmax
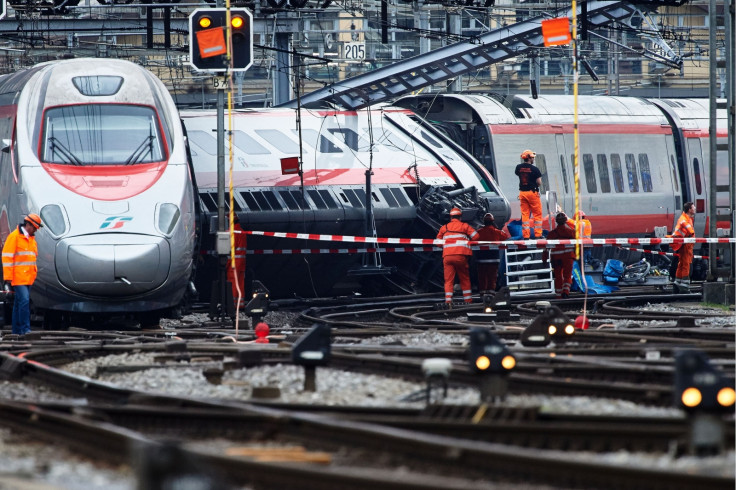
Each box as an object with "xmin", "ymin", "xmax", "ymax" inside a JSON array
[
  {"xmin": 674, "ymin": 349, "xmax": 735, "ymax": 413},
  {"xmin": 468, "ymin": 327, "xmax": 515, "ymax": 374},
  {"xmin": 189, "ymin": 8, "xmax": 253, "ymax": 72}
]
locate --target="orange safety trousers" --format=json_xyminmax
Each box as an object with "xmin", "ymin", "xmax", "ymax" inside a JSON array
[
  {"xmin": 675, "ymin": 243, "xmax": 693, "ymax": 280},
  {"xmin": 443, "ymin": 255, "xmax": 472, "ymax": 304},
  {"xmin": 519, "ymin": 190, "xmax": 543, "ymax": 238},
  {"xmin": 551, "ymin": 257, "xmax": 574, "ymax": 297}
]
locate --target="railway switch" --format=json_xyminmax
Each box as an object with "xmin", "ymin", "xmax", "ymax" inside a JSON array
[{"xmin": 292, "ymin": 323, "xmax": 332, "ymax": 392}]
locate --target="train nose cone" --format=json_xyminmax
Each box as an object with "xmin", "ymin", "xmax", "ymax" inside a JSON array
[{"xmin": 56, "ymin": 235, "xmax": 171, "ymax": 297}]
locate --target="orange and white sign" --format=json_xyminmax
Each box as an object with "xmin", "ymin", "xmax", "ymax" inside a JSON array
[{"xmin": 541, "ymin": 17, "xmax": 571, "ymax": 47}]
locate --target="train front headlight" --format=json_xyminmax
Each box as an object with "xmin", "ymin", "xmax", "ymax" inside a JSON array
[
  {"xmin": 40, "ymin": 205, "xmax": 67, "ymax": 236},
  {"xmin": 157, "ymin": 203, "xmax": 181, "ymax": 235}
]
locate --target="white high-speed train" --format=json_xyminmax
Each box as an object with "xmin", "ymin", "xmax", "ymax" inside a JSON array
[
  {"xmin": 396, "ymin": 94, "xmax": 730, "ymax": 240},
  {"xmin": 0, "ymin": 58, "xmax": 196, "ymax": 326}
]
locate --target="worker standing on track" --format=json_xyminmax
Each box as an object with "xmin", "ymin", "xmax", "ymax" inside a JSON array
[
  {"xmin": 437, "ymin": 207, "xmax": 478, "ymax": 306},
  {"xmin": 227, "ymin": 214, "xmax": 248, "ymax": 308},
  {"xmin": 515, "ymin": 149, "xmax": 543, "ymax": 239},
  {"xmin": 542, "ymin": 213, "xmax": 576, "ymax": 299},
  {"xmin": 475, "ymin": 213, "xmax": 510, "ymax": 295},
  {"xmin": 670, "ymin": 201, "xmax": 696, "ymax": 293},
  {"xmin": 2, "ymin": 213, "xmax": 43, "ymax": 335}
]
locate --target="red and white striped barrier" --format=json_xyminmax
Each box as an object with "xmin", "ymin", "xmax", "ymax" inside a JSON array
[{"xmin": 617, "ymin": 246, "xmax": 709, "ymax": 260}]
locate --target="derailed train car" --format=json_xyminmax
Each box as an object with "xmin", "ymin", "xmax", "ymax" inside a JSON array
[
  {"xmin": 396, "ymin": 94, "xmax": 729, "ymax": 240},
  {"xmin": 181, "ymin": 107, "xmax": 510, "ymax": 298},
  {"xmin": 0, "ymin": 58, "xmax": 196, "ymax": 326}
]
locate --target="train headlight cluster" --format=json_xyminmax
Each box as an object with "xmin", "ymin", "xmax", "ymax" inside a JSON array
[
  {"xmin": 40, "ymin": 205, "xmax": 67, "ymax": 236},
  {"xmin": 157, "ymin": 203, "xmax": 180, "ymax": 236}
]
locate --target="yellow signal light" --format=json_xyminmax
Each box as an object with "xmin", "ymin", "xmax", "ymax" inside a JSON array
[
  {"xmin": 717, "ymin": 387, "xmax": 736, "ymax": 407},
  {"xmin": 564, "ymin": 324, "xmax": 575, "ymax": 335},
  {"xmin": 475, "ymin": 355, "xmax": 491, "ymax": 371},
  {"xmin": 501, "ymin": 355, "xmax": 516, "ymax": 370},
  {"xmin": 231, "ymin": 16, "xmax": 244, "ymax": 29},
  {"xmin": 681, "ymin": 387, "xmax": 702, "ymax": 408},
  {"xmin": 198, "ymin": 16, "xmax": 212, "ymax": 29},
  {"xmin": 548, "ymin": 325, "xmax": 557, "ymax": 335}
]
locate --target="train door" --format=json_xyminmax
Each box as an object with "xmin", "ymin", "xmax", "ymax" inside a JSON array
[
  {"xmin": 686, "ymin": 138, "xmax": 707, "ymax": 236},
  {"xmin": 554, "ymin": 134, "xmax": 572, "ymax": 213}
]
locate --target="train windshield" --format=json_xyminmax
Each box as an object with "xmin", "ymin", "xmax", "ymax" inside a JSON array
[{"xmin": 41, "ymin": 104, "xmax": 165, "ymax": 165}]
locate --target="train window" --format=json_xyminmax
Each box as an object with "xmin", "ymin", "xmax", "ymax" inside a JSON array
[
  {"xmin": 263, "ymin": 191, "xmax": 283, "ymax": 211},
  {"xmin": 610, "ymin": 154, "xmax": 624, "ymax": 193},
  {"xmin": 390, "ymin": 188, "xmax": 410, "ymax": 207},
  {"xmin": 596, "ymin": 155, "xmax": 611, "ymax": 193},
  {"xmin": 327, "ymin": 128, "xmax": 362, "ymax": 152},
  {"xmin": 225, "ymin": 192, "xmax": 242, "ymax": 211},
  {"xmin": 242, "ymin": 192, "xmax": 260, "ymax": 211},
  {"xmin": 625, "ymin": 154, "xmax": 639, "ymax": 192},
  {"xmin": 342, "ymin": 189, "xmax": 364, "ymax": 208},
  {"xmin": 582, "ymin": 154, "xmax": 597, "ymax": 193},
  {"xmin": 232, "ymin": 131, "xmax": 269, "ymax": 155},
  {"xmin": 670, "ymin": 156, "xmax": 679, "ymax": 192},
  {"xmin": 279, "ymin": 191, "xmax": 300, "ymax": 211},
  {"xmin": 354, "ymin": 188, "xmax": 368, "ymax": 206},
  {"xmin": 638, "ymin": 154, "xmax": 653, "ymax": 192},
  {"xmin": 253, "ymin": 192, "xmax": 273, "ymax": 211},
  {"xmin": 559, "ymin": 156, "xmax": 569, "ymax": 193},
  {"xmin": 72, "ymin": 76, "xmax": 123, "ymax": 96},
  {"xmin": 41, "ymin": 104, "xmax": 165, "ymax": 165},
  {"xmin": 188, "ymin": 131, "xmax": 217, "ymax": 156},
  {"xmin": 318, "ymin": 190, "xmax": 338, "ymax": 208},
  {"xmin": 255, "ymin": 130, "xmax": 300, "ymax": 154},
  {"xmin": 290, "ymin": 190, "xmax": 308, "ymax": 210},
  {"xmin": 307, "ymin": 190, "xmax": 327, "ymax": 210},
  {"xmin": 536, "ymin": 154, "xmax": 549, "ymax": 191},
  {"xmin": 419, "ymin": 130, "xmax": 443, "ymax": 149},
  {"xmin": 380, "ymin": 188, "xmax": 399, "ymax": 207},
  {"xmin": 692, "ymin": 158, "xmax": 703, "ymax": 194},
  {"xmin": 367, "ymin": 127, "xmax": 405, "ymax": 152},
  {"xmin": 300, "ymin": 129, "xmax": 342, "ymax": 154}
]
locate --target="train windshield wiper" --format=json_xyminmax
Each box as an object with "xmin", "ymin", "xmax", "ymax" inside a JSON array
[
  {"xmin": 48, "ymin": 136, "xmax": 83, "ymax": 166},
  {"xmin": 124, "ymin": 135, "xmax": 155, "ymax": 165}
]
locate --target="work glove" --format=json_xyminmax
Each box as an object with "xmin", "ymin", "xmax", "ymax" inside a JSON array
[{"xmin": 3, "ymin": 281, "xmax": 12, "ymax": 294}]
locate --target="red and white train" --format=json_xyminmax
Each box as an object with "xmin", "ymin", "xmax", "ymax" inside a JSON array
[
  {"xmin": 0, "ymin": 58, "xmax": 196, "ymax": 326},
  {"xmin": 396, "ymin": 94, "xmax": 730, "ymax": 239}
]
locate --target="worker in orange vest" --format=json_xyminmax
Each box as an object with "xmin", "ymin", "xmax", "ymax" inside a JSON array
[
  {"xmin": 670, "ymin": 201, "xmax": 696, "ymax": 293},
  {"xmin": 514, "ymin": 149, "xmax": 543, "ymax": 239},
  {"xmin": 542, "ymin": 213, "xmax": 576, "ymax": 298},
  {"xmin": 475, "ymin": 213, "xmax": 510, "ymax": 295},
  {"xmin": 436, "ymin": 207, "xmax": 478, "ymax": 305},
  {"xmin": 2, "ymin": 213, "xmax": 43, "ymax": 335},
  {"xmin": 226, "ymin": 214, "xmax": 248, "ymax": 308},
  {"xmin": 572, "ymin": 210, "xmax": 594, "ymax": 267}
]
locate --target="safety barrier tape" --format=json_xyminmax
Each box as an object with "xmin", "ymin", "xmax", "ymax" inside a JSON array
[
  {"xmin": 245, "ymin": 230, "xmax": 735, "ymax": 248},
  {"xmin": 617, "ymin": 246, "xmax": 709, "ymax": 260}
]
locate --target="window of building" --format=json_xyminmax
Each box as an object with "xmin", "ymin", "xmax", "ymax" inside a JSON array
[
  {"xmin": 625, "ymin": 153, "xmax": 639, "ymax": 192},
  {"xmin": 583, "ymin": 153, "xmax": 597, "ymax": 193},
  {"xmin": 596, "ymin": 154, "xmax": 611, "ymax": 193},
  {"xmin": 611, "ymin": 154, "xmax": 624, "ymax": 193}
]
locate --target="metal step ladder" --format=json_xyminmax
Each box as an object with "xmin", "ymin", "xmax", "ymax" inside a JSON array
[{"xmin": 504, "ymin": 249, "xmax": 555, "ymax": 297}]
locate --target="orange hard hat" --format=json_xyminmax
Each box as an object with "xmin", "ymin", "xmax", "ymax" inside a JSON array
[
  {"xmin": 25, "ymin": 213, "xmax": 43, "ymax": 229},
  {"xmin": 520, "ymin": 149, "xmax": 536, "ymax": 160},
  {"xmin": 450, "ymin": 207, "xmax": 462, "ymax": 217}
]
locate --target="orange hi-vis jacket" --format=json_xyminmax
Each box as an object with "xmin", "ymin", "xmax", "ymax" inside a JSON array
[
  {"xmin": 437, "ymin": 219, "xmax": 478, "ymax": 257},
  {"xmin": 2, "ymin": 226, "xmax": 39, "ymax": 286},
  {"xmin": 573, "ymin": 218, "xmax": 592, "ymax": 239},
  {"xmin": 670, "ymin": 212, "xmax": 694, "ymax": 252}
]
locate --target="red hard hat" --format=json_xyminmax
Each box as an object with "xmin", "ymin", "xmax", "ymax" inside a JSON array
[
  {"xmin": 25, "ymin": 213, "xmax": 43, "ymax": 230},
  {"xmin": 520, "ymin": 149, "xmax": 536, "ymax": 160},
  {"xmin": 450, "ymin": 207, "xmax": 462, "ymax": 217},
  {"xmin": 574, "ymin": 210, "xmax": 586, "ymax": 219}
]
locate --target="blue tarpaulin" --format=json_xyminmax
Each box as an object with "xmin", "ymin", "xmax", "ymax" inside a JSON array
[{"xmin": 571, "ymin": 261, "xmax": 619, "ymax": 294}]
